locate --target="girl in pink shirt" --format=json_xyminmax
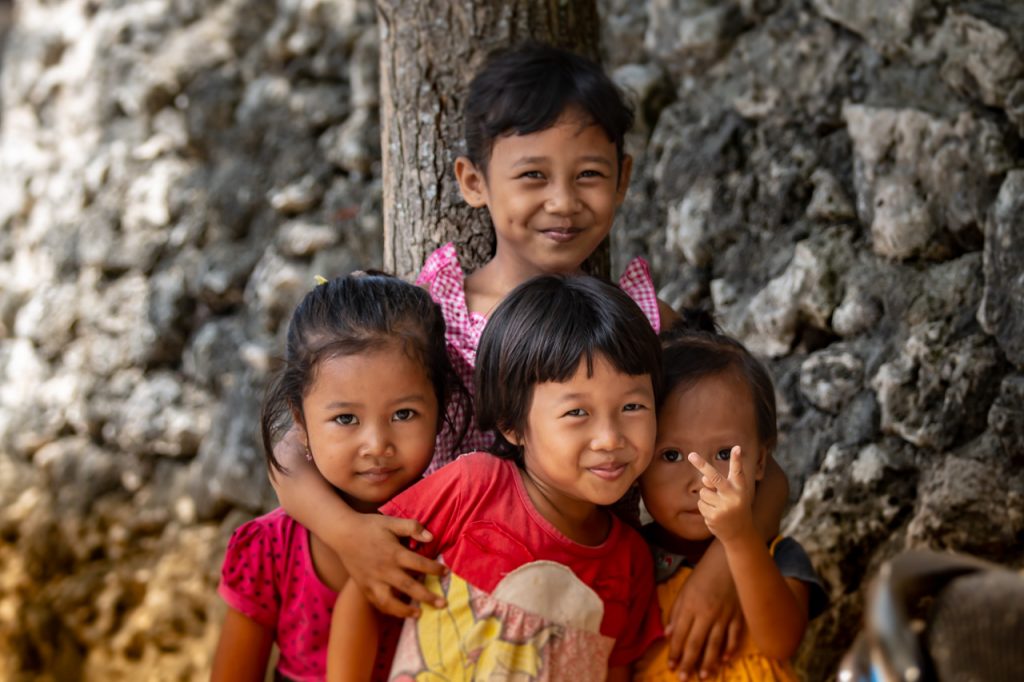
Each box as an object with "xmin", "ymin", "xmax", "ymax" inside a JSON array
[{"xmin": 210, "ymin": 273, "xmax": 467, "ymax": 682}]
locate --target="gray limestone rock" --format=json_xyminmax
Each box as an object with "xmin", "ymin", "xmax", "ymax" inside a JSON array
[
  {"xmin": 979, "ymin": 170, "xmax": 1024, "ymax": 368},
  {"xmin": 799, "ymin": 346, "xmax": 864, "ymax": 414},
  {"xmin": 872, "ymin": 324, "xmax": 1005, "ymax": 451},
  {"xmin": 810, "ymin": 0, "xmax": 931, "ymax": 58},
  {"xmin": 988, "ymin": 374, "xmax": 1024, "ymax": 461},
  {"xmin": 645, "ymin": 0, "xmax": 746, "ymax": 76},
  {"xmin": 939, "ymin": 4, "xmax": 1024, "ymax": 110},
  {"xmin": 844, "ymin": 104, "xmax": 1013, "ymax": 258},
  {"xmin": 906, "ymin": 452, "xmax": 1024, "ymax": 554}
]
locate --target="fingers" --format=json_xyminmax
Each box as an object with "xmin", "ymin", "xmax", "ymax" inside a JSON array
[
  {"xmin": 392, "ymin": 569, "xmax": 445, "ymax": 609},
  {"xmin": 383, "ymin": 517, "xmax": 435, "ymax": 543},
  {"xmin": 724, "ymin": 613, "xmax": 744, "ymax": 660},
  {"xmin": 676, "ymin": 617, "xmax": 708, "ymax": 679},
  {"xmin": 727, "ymin": 445, "xmax": 742, "ymax": 484},
  {"xmin": 686, "ymin": 451, "xmax": 714, "ymax": 479},
  {"xmin": 665, "ymin": 609, "xmax": 694, "ymax": 669},
  {"xmin": 397, "ymin": 548, "xmax": 447, "ymax": 578},
  {"xmin": 367, "ymin": 585, "xmax": 420, "ymax": 619},
  {"xmin": 697, "ymin": 621, "xmax": 727, "ymax": 678}
]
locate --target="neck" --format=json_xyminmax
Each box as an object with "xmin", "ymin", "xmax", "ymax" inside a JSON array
[
  {"xmin": 340, "ymin": 490, "xmax": 379, "ymax": 515},
  {"xmin": 518, "ymin": 467, "xmax": 610, "ymax": 546},
  {"xmin": 647, "ymin": 523, "xmax": 711, "ymax": 562}
]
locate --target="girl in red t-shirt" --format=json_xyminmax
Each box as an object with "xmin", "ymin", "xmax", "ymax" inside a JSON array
[{"xmin": 328, "ymin": 274, "xmax": 665, "ymax": 681}]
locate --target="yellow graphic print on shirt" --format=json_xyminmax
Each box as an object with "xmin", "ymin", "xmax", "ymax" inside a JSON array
[{"xmin": 388, "ymin": 561, "xmax": 616, "ymax": 681}]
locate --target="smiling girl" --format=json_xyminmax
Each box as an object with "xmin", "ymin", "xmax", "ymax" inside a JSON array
[{"xmin": 210, "ymin": 273, "xmax": 466, "ymax": 682}]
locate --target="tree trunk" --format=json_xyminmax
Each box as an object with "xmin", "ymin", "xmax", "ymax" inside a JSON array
[{"xmin": 377, "ymin": 0, "xmax": 607, "ymax": 280}]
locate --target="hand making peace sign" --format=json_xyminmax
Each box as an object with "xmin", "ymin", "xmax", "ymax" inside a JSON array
[{"xmin": 687, "ymin": 446, "xmax": 758, "ymax": 544}]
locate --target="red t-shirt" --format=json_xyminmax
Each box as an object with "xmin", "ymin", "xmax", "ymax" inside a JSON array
[{"xmin": 381, "ymin": 453, "xmax": 662, "ymax": 666}]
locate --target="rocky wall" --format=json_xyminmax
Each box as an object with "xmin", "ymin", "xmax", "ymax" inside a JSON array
[
  {"xmin": 0, "ymin": 0, "xmax": 1021, "ymax": 679},
  {"xmin": 609, "ymin": 0, "xmax": 1024, "ymax": 677}
]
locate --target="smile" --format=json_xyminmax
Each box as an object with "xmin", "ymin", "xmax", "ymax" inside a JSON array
[
  {"xmin": 539, "ymin": 227, "xmax": 584, "ymax": 243},
  {"xmin": 357, "ymin": 467, "xmax": 399, "ymax": 483},
  {"xmin": 586, "ymin": 462, "xmax": 627, "ymax": 481}
]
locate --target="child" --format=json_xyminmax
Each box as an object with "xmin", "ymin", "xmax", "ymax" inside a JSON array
[
  {"xmin": 275, "ymin": 43, "xmax": 789, "ymax": 675},
  {"xmin": 634, "ymin": 312, "xmax": 828, "ymax": 681},
  {"xmin": 328, "ymin": 275, "xmax": 663, "ymax": 681},
  {"xmin": 210, "ymin": 273, "xmax": 466, "ymax": 682}
]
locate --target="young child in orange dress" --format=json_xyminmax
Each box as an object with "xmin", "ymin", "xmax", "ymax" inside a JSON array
[{"xmin": 634, "ymin": 313, "xmax": 828, "ymax": 681}]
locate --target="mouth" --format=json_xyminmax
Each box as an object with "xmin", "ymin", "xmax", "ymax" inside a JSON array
[
  {"xmin": 587, "ymin": 462, "xmax": 628, "ymax": 481},
  {"xmin": 539, "ymin": 227, "xmax": 584, "ymax": 243},
  {"xmin": 357, "ymin": 467, "xmax": 400, "ymax": 483}
]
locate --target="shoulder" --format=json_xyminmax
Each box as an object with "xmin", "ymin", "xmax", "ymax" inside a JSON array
[
  {"xmin": 415, "ymin": 242, "xmax": 461, "ymax": 287},
  {"xmin": 618, "ymin": 256, "xmax": 679, "ymax": 332},
  {"xmin": 226, "ymin": 508, "xmax": 293, "ymax": 549},
  {"xmin": 773, "ymin": 537, "xmax": 829, "ymax": 618}
]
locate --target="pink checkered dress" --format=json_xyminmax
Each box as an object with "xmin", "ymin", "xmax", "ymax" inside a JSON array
[{"xmin": 417, "ymin": 242, "xmax": 661, "ymax": 472}]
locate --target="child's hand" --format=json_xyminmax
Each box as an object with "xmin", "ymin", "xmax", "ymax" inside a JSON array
[
  {"xmin": 343, "ymin": 514, "xmax": 448, "ymax": 618},
  {"xmin": 687, "ymin": 447, "xmax": 756, "ymax": 544},
  {"xmin": 665, "ymin": 567, "xmax": 744, "ymax": 679}
]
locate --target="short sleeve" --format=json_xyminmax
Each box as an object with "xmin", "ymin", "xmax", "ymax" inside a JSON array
[
  {"xmin": 380, "ymin": 454, "xmax": 479, "ymax": 558},
  {"xmin": 608, "ymin": 532, "xmax": 663, "ymax": 666},
  {"xmin": 618, "ymin": 257, "xmax": 660, "ymax": 334},
  {"xmin": 218, "ymin": 519, "xmax": 280, "ymax": 628},
  {"xmin": 773, "ymin": 537, "xmax": 829, "ymax": 619}
]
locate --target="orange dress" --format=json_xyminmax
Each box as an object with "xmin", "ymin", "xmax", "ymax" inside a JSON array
[{"xmin": 634, "ymin": 537, "xmax": 827, "ymax": 682}]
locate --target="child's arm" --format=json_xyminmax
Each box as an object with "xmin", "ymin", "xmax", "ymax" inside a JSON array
[
  {"xmin": 326, "ymin": 582, "xmax": 379, "ymax": 682},
  {"xmin": 664, "ymin": 453, "xmax": 788, "ymax": 676},
  {"xmin": 270, "ymin": 426, "xmax": 446, "ymax": 617},
  {"xmin": 210, "ymin": 609, "xmax": 274, "ymax": 682},
  {"xmin": 687, "ymin": 449, "xmax": 808, "ymax": 659}
]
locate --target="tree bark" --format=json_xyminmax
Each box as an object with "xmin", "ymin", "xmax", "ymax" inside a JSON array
[{"xmin": 377, "ymin": 0, "xmax": 607, "ymax": 280}]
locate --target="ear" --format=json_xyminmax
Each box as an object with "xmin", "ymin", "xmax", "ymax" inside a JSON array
[
  {"xmin": 455, "ymin": 156, "xmax": 489, "ymax": 208},
  {"xmin": 753, "ymin": 444, "xmax": 769, "ymax": 482},
  {"xmin": 290, "ymin": 405, "xmax": 307, "ymax": 441},
  {"xmin": 500, "ymin": 428, "xmax": 522, "ymax": 447},
  {"xmin": 614, "ymin": 154, "xmax": 633, "ymax": 205}
]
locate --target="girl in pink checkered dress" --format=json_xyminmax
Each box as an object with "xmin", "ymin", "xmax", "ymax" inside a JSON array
[{"xmin": 273, "ymin": 44, "xmax": 790, "ymax": 679}]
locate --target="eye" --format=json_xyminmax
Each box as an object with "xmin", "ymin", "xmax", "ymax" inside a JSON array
[
  {"xmin": 563, "ymin": 408, "xmax": 587, "ymax": 417},
  {"xmin": 623, "ymin": 402, "xmax": 647, "ymax": 412},
  {"xmin": 715, "ymin": 448, "xmax": 732, "ymax": 461},
  {"xmin": 393, "ymin": 408, "xmax": 417, "ymax": 422},
  {"xmin": 517, "ymin": 170, "xmax": 544, "ymax": 180},
  {"xmin": 578, "ymin": 169, "xmax": 605, "ymax": 179},
  {"xmin": 661, "ymin": 449, "xmax": 683, "ymax": 463},
  {"xmin": 334, "ymin": 414, "xmax": 358, "ymax": 426}
]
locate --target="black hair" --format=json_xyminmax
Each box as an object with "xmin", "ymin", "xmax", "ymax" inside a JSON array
[
  {"xmin": 463, "ymin": 42, "xmax": 635, "ymax": 177},
  {"xmin": 262, "ymin": 271, "xmax": 468, "ymax": 473},
  {"xmin": 475, "ymin": 274, "xmax": 662, "ymax": 465},
  {"xmin": 660, "ymin": 309, "xmax": 778, "ymax": 451}
]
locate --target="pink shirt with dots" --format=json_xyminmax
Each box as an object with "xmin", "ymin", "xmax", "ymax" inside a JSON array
[{"xmin": 218, "ymin": 508, "xmax": 395, "ymax": 681}]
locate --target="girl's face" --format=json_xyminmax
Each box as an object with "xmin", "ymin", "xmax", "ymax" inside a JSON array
[
  {"xmin": 505, "ymin": 354, "xmax": 656, "ymax": 515},
  {"xmin": 455, "ymin": 106, "xmax": 632, "ymax": 277},
  {"xmin": 298, "ymin": 343, "xmax": 439, "ymax": 512},
  {"xmin": 640, "ymin": 370, "xmax": 767, "ymax": 544}
]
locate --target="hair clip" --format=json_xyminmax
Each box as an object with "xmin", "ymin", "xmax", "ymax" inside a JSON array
[{"xmin": 314, "ymin": 275, "xmax": 328, "ymax": 286}]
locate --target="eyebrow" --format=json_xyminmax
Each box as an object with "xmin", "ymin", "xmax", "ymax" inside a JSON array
[
  {"xmin": 324, "ymin": 394, "xmax": 429, "ymax": 410},
  {"xmin": 555, "ymin": 386, "xmax": 651, "ymax": 403},
  {"xmin": 510, "ymin": 155, "xmax": 614, "ymax": 169}
]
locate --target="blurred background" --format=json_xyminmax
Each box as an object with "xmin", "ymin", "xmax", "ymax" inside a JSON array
[{"xmin": 0, "ymin": 0, "xmax": 1021, "ymax": 679}]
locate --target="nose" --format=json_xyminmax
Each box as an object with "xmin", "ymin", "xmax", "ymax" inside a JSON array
[
  {"xmin": 590, "ymin": 415, "xmax": 625, "ymax": 452},
  {"xmin": 359, "ymin": 422, "xmax": 395, "ymax": 458},
  {"xmin": 544, "ymin": 179, "xmax": 581, "ymax": 216}
]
